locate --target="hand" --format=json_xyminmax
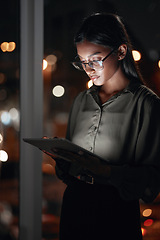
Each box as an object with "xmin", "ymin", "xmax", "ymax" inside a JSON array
[
  {"xmin": 42, "ymin": 149, "xmax": 58, "ymax": 159},
  {"xmin": 52, "ymin": 148, "xmax": 111, "ymax": 177},
  {"xmin": 41, "ymin": 136, "xmax": 58, "ymax": 159}
]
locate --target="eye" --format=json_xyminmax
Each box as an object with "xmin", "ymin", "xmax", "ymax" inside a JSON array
[
  {"xmin": 91, "ymin": 56, "xmax": 102, "ymax": 61},
  {"xmin": 78, "ymin": 58, "xmax": 87, "ymax": 63}
]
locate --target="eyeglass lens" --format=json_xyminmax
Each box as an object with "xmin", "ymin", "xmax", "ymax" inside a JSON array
[{"xmin": 72, "ymin": 48, "xmax": 116, "ymax": 71}]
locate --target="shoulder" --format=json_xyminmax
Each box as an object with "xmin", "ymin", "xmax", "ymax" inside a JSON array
[
  {"xmin": 134, "ymin": 85, "xmax": 160, "ymax": 116},
  {"xmin": 134, "ymin": 84, "xmax": 160, "ymax": 106},
  {"xmin": 73, "ymin": 89, "xmax": 87, "ymax": 105},
  {"xmin": 73, "ymin": 85, "xmax": 98, "ymax": 103},
  {"xmin": 69, "ymin": 89, "xmax": 88, "ymax": 114},
  {"xmin": 137, "ymin": 84, "xmax": 159, "ymax": 98}
]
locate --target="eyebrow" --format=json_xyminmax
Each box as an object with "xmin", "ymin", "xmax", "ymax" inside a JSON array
[{"xmin": 78, "ymin": 51, "xmax": 102, "ymax": 59}]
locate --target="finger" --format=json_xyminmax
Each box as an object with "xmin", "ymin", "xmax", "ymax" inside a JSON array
[{"xmin": 41, "ymin": 149, "xmax": 57, "ymax": 158}]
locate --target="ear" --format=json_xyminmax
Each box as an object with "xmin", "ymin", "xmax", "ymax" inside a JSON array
[{"xmin": 118, "ymin": 44, "xmax": 127, "ymax": 60}]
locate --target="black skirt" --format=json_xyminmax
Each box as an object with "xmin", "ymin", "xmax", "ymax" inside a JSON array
[{"xmin": 59, "ymin": 179, "xmax": 142, "ymax": 240}]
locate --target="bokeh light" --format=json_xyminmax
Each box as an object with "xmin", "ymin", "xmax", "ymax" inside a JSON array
[
  {"xmin": 142, "ymin": 208, "xmax": 152, "ymax": 217},
  {"xmin": 46, "ymin": 54, "xmax": 57, "ymax": 65},
  {"xmin": 141, "ymin": 228, "xmax": 146, "ymax": 236},
  {"xmin": 144, "ymin": 219, "xmax": 154, "ymax": 227},
  {"xmin": 52, "ymin": 85, "xmax": 65, "ymax": 97},
  {"xmin": 9, "ymin": 108, "xmax": 19, "ymax": 121},
  {"xmin": 0, "ymin": 150, "xmax": 8, "ymax": 162},
  {"xmin": 7, "ymin": 42, "xmax": 16, "ymax": 52},
  {"xmin": 1, "ymin": 42, "xmax": 9, "ymax": 52},
  {"xmin": 1, "ymin": 111, "xmax": 11, "ymax": 125},
  {"xmin": 0, "ymin": 134, "xmax": 3, "ymax": 143},
  {"xmin": 43, "ymin": 59, "xmax": 48, "ymax": 70},
  {"xmin": 158, "ymin": 60, "xmax": 160, "ymax": 68},
  {"xmin": 132, "ymin": 50, "xmax": 141, "ymax": 61},
  {"xmin": 87, "ymin": 80, "xmax": 93, "ymax": 89},
  {"xmin": 1, "ymin": 42, "xmax": 16, "ymax": 52}
]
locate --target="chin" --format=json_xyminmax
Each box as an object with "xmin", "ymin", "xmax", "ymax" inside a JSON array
[{"xmin": 93, "ymin": 81, "xmax": 103, "ymax": 86}]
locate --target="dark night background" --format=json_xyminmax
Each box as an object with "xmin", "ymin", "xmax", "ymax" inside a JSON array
[{"xmin": 0, "ymin": 0, "xmax": 160, "ymax": 239}]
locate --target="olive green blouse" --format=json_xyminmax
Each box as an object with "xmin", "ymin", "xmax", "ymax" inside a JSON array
[{"xmin": 66, "ymin": 81, "xmax": 160, "ymax": 202}]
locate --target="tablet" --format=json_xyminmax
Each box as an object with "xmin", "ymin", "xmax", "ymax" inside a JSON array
[{"xmin": 23, "ymin": 137, "xmax": 104, "ymax": 163}]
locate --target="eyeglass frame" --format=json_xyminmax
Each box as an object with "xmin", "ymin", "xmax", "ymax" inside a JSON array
[{"xmin": 72, "ymin": 48, "xmax": 117, "ymax": 71}]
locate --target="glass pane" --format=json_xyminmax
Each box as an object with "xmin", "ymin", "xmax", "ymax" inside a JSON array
[
  {"xmin": 0, "ymin": 1, "xmax": 20, "ymax": 240},
  {"xmin": 43, "ymin": 1, "xmax": 160, "ymax": 240},
  {"xmin": 42, "ymin": 3, "xmax": 87, "ymax": 240}
]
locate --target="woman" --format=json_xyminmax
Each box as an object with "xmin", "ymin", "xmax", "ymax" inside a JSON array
[{"xmin": 55, "ymin": 13, "xmax": 160, "ymax": 240}]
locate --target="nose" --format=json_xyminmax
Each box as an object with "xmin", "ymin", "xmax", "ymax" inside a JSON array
[{"xmin": 85, "ymin": 64, "xmax": 95, "ymax": 74}]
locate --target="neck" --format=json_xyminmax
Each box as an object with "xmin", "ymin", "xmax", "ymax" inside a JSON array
[
  {"xmin": 99, "ymin": 69, "xmax": 130, "ymax": 103},
  {"xmin": 102, "ymin": 67, "xmax": 129, "ymax": 92}
]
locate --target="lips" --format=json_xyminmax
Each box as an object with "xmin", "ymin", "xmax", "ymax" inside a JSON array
[{"xmin": 90, "ymin": 75, "xmax": 100, "ymax": 82}]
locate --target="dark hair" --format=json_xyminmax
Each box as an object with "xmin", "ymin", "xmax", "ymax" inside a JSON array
[{"xmin": 74, "ymin": 13, "xmax": 143, "ymax": 83}]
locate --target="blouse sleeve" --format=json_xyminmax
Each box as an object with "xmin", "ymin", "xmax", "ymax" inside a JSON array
[
  {"xmin": 108, "ymin": 96, "xmax": 160, "ymax": 203},
  {"xmin": 66, "ymin": 91, "xmax": 86, "ymax": 140},
  {"xmin": 55, "ymin": 91, "xmax": 86, "ymax": 183}
]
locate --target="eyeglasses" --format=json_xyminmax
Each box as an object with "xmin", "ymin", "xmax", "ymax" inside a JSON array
[{"xmin": 72, "ymin": 48, "xmax": 116, "ymax": 71}]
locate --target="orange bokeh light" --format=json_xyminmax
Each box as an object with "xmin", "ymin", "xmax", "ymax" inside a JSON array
[
  {"xmin": 86, "ymin": 80, "xmax": 93, "ymax": 89},
  {"xmin": 142, "ymin": 208, "xmax": 152, "ymax": 217},
  {"xmin": 8, "ymin": 42, "xmax": 16, "ymax": 52},
  {"xmin": 132, "ymin": 50, "xmax": 141, "ymax": 61},
  {"xmin": 141, "ymin": 228, "xmax": 146, "ymax": 236},
  {"xmin": 1, "ymin": 41, "xmax": 16, "ymax": 52},
  {"xmin": 1, "ymin": 42, "xmax": 9, "ymax": 52}
]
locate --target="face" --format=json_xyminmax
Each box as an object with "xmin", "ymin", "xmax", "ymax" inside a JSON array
[{"xmin": 76, "ymin": 40, "xmax": 120, "ymax": 86}]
